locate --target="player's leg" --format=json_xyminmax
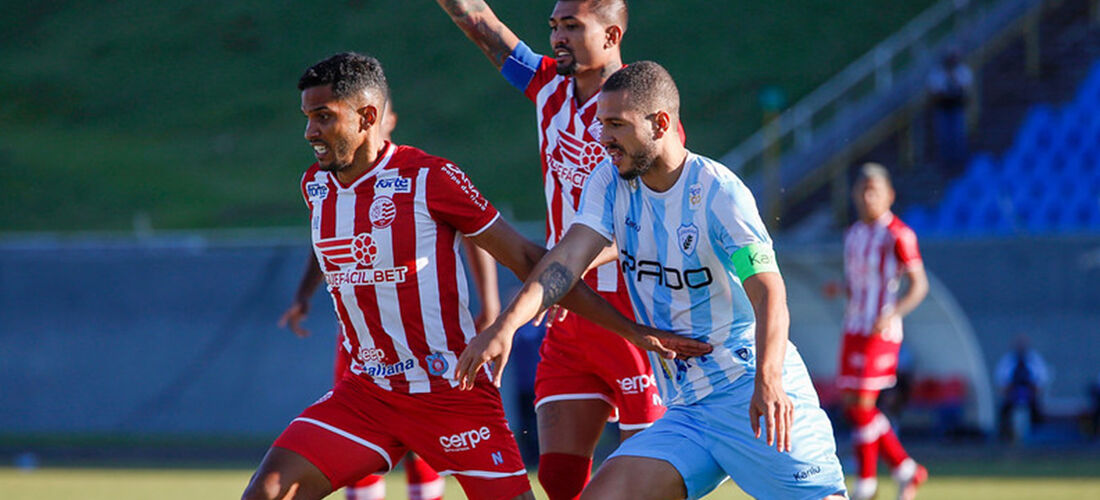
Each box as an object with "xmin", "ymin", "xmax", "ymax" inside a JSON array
[
  {"xmin": 580, "ymin": 456, "xmax": 687, "ymax": 500},
  {"xmin": 536, "ymin": 398, "xmax": 613, "ymax": 500},
  {"xmin": 404, "ymin": 452, "xmax": 445, "ymax": 500},
  {"xmin": 717, "ymin": 348, "xmax": 847, "ymax": 500},
  {"xmin": 331, "ymin": 336, "xmax": 390, "ymax": 500},
  {"xmin": 244, "ymin": 375, "xmax": 409, "ymax": 500},
  {"xmin": 531, "ymin": 315, "xmax": 623, "ymax": 500},
  {"xmin": 839, "ymin": 333, "xmax": 889, "ymax": 500},
  {"xmin": 842, "ymin": 389, "xmax": 882, "ymax": 500},
  {"xmin": 585, "ymin": 403, "xmax": 725, "ymax": 500},
  {"xmin": 242, "ymin": 447, "xmax": 336, "ymax": 500},
  {"xmin": 396, "ymin": 381, "xmax": 532, "ymax": 500}
]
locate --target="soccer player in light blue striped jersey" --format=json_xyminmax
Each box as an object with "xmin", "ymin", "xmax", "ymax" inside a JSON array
[{"xmin": 455, "ymin": 61, "xmax": 847, "ymax": 500}]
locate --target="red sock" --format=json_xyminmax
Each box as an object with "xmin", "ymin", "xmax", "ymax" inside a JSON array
[
  {"xmin": 538, "ymin": 453, "xmax": 592, "ymax": 500},
  {"xmin": 846, "ymin": 406, "xmax": 882, "ymax": 479},
  {"xmin": 878, "ymin": 423, "xmax": 910, "ymax": 468},
  {"xmin": 347, "ymin": 474, "xmax": 385, "ymax": 500},
  {"xmin": 405, "ymin": 454, "xmax": 443, "ymax": 500}
]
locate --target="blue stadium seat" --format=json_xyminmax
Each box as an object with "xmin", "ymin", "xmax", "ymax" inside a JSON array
[
  {"xmin": 963, "ymin": 153, "xmax": 997, "ymax": 183},
  {"xmin": 935, "ymin": 194, "xmax": 969, "ymax": 235},
  {"xmin": 967, "ymin": 191, "xmax": 1012, "ymax": 235},
  {"xmin": 1058, "ymin": 197, "xmax": 1098, "ymax": 233},
  {"xmin": 1001, "ymin": 147, "xmax": 1039, "ymax": 180},
  {"xmin": 1014, "ymin": 105, "xmax": 1053, "ymax": 150},
  {"xmin": 917, "ymin": 57, "xmax": 1100, "ymax": 235}
]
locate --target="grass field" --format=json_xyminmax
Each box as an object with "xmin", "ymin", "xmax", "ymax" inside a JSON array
[
  {"xmin": 0, "ymin": 0, "xmax": 934, "ymax": 231},
  {"xmin": 3, "ymin": 463, "xmax": 1100, "ymax": 500}
]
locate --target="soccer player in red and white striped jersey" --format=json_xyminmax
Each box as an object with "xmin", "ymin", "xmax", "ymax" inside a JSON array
[
  {"xmin": 838, "ymin": 163, "xmax": 930, "ymax": 500},
  {"xmin": 436, "ymin": 2, "xmax": 670, "ymax": 498},
  {"xmin": 242, "ymin": 52, "xmax": 710, "ymax": 500},
  {"xmin": 279, "ymin": 101, "xmax": 473, "ymax": 500}
]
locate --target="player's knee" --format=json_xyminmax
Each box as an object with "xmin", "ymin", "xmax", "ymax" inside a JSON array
[
  {"xmin": 242, "ymin": 468, "xmax": 327, "ymax": 500},
  {"xmin": 241, "ymin": 470, "xmax": 284, "ymax": 500}
]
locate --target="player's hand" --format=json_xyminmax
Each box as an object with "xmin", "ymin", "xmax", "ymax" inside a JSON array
[
  {"xmin": 749, "ymin": 375, "xmax": 794, "ymax": 453},
  {"xmin": 625, "ymin": 325, "xmax": 713, "ymax": 360},
  {"xmin": 454, "ymin": 324, "xmax": 515, "ymax": 390},
  {"xmin": 278, "ymin": 301, "xmax": 311, "ymax": 338},
  {"xmin": 532, "ymin": 305, "xmax": 568, "ymax": 327},
  {"xmin": 871, "ymin": 312, "xmax": 896, "ymax": 338}
]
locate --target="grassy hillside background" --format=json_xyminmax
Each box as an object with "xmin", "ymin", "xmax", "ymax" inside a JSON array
[{"xmin": 0, "ymin": 0, "xmax": 934, "ymax": 231}]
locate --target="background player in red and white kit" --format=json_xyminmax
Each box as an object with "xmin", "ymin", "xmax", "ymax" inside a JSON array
[
  {"xmin": 435, "ymin": 2, "xmax": 667, "ymax": 498},
  {"xmin": 277, "ymin": 100, "xmax": 492, "ymax": 500},
  {"xmin": 242, "ymin": 52, "xmax": 709, "ymax": 500},
  {"xmin": 838, "ymin": 163, "xmax": 930, "ymax": 500}
]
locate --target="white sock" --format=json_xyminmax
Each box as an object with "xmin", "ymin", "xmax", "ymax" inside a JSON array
[
  {"xmin": 408, "ymin": 477, "xmax": 445, "ymax": 500},
  {"xmin": 346, "ymin": 480, "xmax": 385, "ymax": 500},
  {"xmin": 893, "ymin": 458, "xmax": 917, "ymax": 483},
  {"xmin": 852, "ymin": 477, "xmax": 878, "ymax": 500}
]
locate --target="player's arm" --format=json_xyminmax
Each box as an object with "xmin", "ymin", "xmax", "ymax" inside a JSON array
[
  {"xmin": 744, "ymin": 270, "xmax": 795, "ymax": 454},
  {"xmin": 462, "ymin": 238, "xmax": 501, "ymax": 331},
  {"xmin": 893, "ymin": 264, "xmax": 929, "ymax": 319},
  {"xmin": 459, "ymin": 221, "xmax": 712, "ymax": 388},
  {"xmin": 278, "ymin": 252, "xmax": 325, "ymax": 338},
  {"xmin": 535, "ymin": 239, "xmax": 621, "ymax": 326},
  {"xmin": 874, "ymin": 235, "xmax": 929, "ymax": 333},
  {"xmin": 436, "ymin": 0, "xmax": 521, "ymax": 70}
]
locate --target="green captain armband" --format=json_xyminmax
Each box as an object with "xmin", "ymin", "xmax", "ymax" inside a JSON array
[{"xmin": 730, "ymin": 243, "xmax": 780, "ymax": 281}]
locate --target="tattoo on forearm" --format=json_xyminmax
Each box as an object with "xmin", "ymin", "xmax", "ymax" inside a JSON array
[
  {"xmin": 538, "ymin": 262, "xmax": 574, "ymax": 310},
  {"xmin": 440, "ymin": 0, "xmax": 509, "ymax": 66},
  {"xmin": 441, "ymin": 0, "xmax": 488, "ymax": 17},
  {"xmin": 476, "ymin": 23, "xmax": 511, "ymax": 66}
]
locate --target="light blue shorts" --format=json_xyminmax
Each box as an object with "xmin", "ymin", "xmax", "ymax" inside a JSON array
[{"xmin": 609, "ymin": 349, "xmax": 847, "ymax": 500}]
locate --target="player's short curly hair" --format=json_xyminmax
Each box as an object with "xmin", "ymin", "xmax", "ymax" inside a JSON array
[
  {"xmin": 563, "ymin": 0, "xmax": 628, "ymax": 31},
  {"xmin": 602, "ymin": 60, "xmax": 679, "ymax": 115},
  {"xmin": 298, "ymin": 52, "xmax": 389, "ymax": 105}
]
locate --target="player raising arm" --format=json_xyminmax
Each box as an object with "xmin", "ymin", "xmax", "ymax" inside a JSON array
[
  {"xmin": 434, "ymin": 2, "xmax": 673, "ymax": 497},
  {"xmin": 456, "ymin": 61, "xmax": 847, "ymax": 500}
]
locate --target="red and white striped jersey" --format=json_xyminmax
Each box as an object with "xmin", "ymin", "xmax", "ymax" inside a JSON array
[
  {"xmin": 502, "ymin": 42, "xmax": 621, "ymax": 292},
  {"xmin": 301, "ymin": 142, "xmax": 500, "ymax": 394},
  {"xmin": 842, "ymin": 212, "xmax": 923, "ymax": 338}
]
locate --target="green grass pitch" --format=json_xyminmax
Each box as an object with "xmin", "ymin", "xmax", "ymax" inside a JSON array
[{"xmin": 3, "ymin": 466, "xmax": 1100, "ymax": 499}]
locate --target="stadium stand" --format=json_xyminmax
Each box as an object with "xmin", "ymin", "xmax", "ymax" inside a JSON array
[{"xmin": 904, "ymin": 59, "xmax": 1100, "ymax": 236}]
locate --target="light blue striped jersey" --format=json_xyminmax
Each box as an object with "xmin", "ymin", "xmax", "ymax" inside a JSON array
[{"xmin": 573, "ymin": 152, "xmax": 776, "ymax": 406}]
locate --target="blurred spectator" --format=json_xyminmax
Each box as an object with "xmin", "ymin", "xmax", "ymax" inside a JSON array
[
  {"xmin": 995, "ymin": 334, "xmax": 1050, "ymax": 441},
  {"xmin": 926, "ymin": 47, "xmax": 973, "ymax": 177}
]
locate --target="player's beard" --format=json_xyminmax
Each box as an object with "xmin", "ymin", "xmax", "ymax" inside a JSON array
[
  {"xmin": 315, "ymin": 136, "xmax": 354, "ymax": 173},
  {"xmin": 555, "ymin": 48, "xmax": 578, "ymax": 76},
  {"xmin": 615, "ymin": 141, "xmax": 659, "ymax": 181}
]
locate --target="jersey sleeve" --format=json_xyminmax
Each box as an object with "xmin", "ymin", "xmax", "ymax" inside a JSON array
[
  {"xmin": 709, "ymin": 177, "xmax": 780, "ymax": 281},
  {"xmin": 300, "ymin": 171, "xmax": 312, "ymax": 209},
  {"xmin": 893, "ymin": 224, "xmax": 923, "ymax": 269},
  {"xmin": 570, "ymin": 160, "xmax": 617, "ymax": 243},
  {"xmin": 300, "ymin": 165, "xmax": 322, "ymax": 209},
  {"xmin": 426, "ymin": 162, "xmax": 500, "ymax": 236},
  {"xmin": 501, "ymin": 41, "xmax": 557, "ymax": 102}
]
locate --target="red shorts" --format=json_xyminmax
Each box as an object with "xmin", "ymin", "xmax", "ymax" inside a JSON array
[
  {"xmin": 837, "ymin": 331, "xmax": 901, "ymax": 391},
  {"xmin": 535, "ymin": 289, "xmax": 665, "ymax": 430},
  {"xmin": 273, "ymin": 374, "xmax": 530, "ymax": 500}
]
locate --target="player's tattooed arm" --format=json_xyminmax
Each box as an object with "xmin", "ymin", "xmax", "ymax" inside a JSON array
[
  {"xmin": 538, "ymin": 262, "xmax": 575, "ymax": 311},
  {"xmin": 436, "ymin": 0, "xmax": 520, "ymax": 69}
]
